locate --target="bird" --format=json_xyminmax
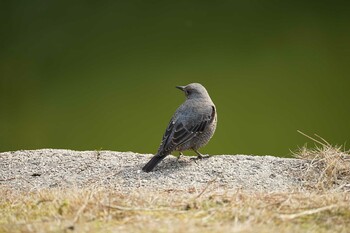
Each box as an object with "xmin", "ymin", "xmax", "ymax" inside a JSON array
[{"xmin": 142, "ymin": 83, "xmax": 217, "ymax": 172}]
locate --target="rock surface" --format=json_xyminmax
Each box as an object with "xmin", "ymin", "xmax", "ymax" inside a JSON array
[{"xmin": 0, "ymin": 149, "xmax": 307, "ymax": 192}]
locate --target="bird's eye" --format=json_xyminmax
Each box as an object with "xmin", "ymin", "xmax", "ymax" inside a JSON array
[{"xmin": 185, "ymin": 90, "xmax": 190, "ymax": 95}]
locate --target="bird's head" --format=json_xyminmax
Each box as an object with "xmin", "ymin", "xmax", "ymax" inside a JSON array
[{"xmin": 176, "ymin": 83, "xmax": 210, "ymax": 100}]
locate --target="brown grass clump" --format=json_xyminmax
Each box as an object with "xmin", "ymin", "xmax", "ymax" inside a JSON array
[{"xmin": 293, "ymin": 131, "xmax": 350, "ymax": 191}]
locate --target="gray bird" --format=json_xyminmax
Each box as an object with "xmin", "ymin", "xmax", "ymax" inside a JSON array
[{"xmin": 142, "ymin": 83, "xmax": 217, "ymax": 172}]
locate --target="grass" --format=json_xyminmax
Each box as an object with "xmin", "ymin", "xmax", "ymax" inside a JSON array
[
  {"xmin": 1, "ymin": 134, "xmax": 350, "ymax": 233},
  {"xmin": 293, "ymin": 131, "xmax": 350, "ymax": 191},
  {"xmin": 1, "ymin": 187, "xmax": 350, "ymax": 233}
]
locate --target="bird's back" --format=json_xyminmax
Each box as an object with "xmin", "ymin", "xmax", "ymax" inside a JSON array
[{"xmin": 157, "ymin": 98, "xmax": 216, "ymax": 154}]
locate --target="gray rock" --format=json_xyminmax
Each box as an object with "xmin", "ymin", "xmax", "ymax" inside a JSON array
[{"xmin": 0, "ymin": 149, "xmax": 306, "ymax": 192}]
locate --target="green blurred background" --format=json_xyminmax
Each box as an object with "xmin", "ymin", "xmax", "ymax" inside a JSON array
[{"xmin": 1, "ymin": 1, "xmax": 349, "ymax": 156}]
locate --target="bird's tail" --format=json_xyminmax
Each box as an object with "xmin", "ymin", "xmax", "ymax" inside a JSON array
[{"xmin": 142, "ymin": 154, "xmax": 166, "ymax": 172}]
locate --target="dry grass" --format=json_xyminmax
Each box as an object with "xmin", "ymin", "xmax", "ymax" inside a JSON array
[
  {"xmin": 293, "ymin": 131, "xmax": 350, "ymax": 191},
  {"xmin": 1, "ymin": 136, "xmax": 350, "ymax": 233},
  {"xmin": 1, "ymin": 186, "xmax": 350, "ymax": 233}
]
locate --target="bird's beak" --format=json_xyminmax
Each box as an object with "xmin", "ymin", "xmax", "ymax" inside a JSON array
[{"xmin": 176, "ymin": 86, "xmax": 185, "ymax": 91}]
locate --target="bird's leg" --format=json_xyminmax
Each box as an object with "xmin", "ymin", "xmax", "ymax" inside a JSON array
[
  {"xmin": 176, "ymin": 152, "xmax": 184, "ymax": 161},
  {"xmin": 193, "ymin": 149, "xmax": 203, "ymax": 159}
]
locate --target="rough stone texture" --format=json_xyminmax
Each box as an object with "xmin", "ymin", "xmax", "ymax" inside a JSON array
[{"xmin": 0, "ymin": 149, "xmax": 306, "ymax": 192}]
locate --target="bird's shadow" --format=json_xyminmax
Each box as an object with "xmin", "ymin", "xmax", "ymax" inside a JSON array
[
  {"xmin": 148, "ymin": 156, "xmax": 194, "ymax": 174},
  {"xmin": 118, "ymin": 155, "xmax": 195, "ymax": 179}
]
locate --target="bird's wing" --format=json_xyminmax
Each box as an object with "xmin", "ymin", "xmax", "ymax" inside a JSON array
[{"xmin": 157, "ymin": 105, "xmax": 216, "ymax": 155}]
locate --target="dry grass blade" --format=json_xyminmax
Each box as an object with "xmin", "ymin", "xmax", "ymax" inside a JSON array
[
  {"xmin": 279, "ymin": 204, "xmax": 337, "ymax": 220},
  {"xmin": 195, "ymin": 178, "xmax": 217, "ymax": 199},
  {"xmin": 72, "ymin": 189, "xmax": 94, "ymax": 224},
  {"xmin": 101, "ymin": 204, "xmax": 186, "ymax": 213}
]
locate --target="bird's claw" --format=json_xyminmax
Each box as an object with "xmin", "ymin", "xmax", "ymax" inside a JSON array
[{"xmin": 190, "ymin": 154, "xmax": 211, "ymax": 161}]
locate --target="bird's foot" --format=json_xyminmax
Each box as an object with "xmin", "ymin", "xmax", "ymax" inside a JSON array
[
  {"xmin": 190, "ymin": 154, "xmax": 211, "ymax": 161},
  {"xmin": 199, "ymin": 154, "xmax": 211, "ymax": 159},
  {"xmin": 192, "ymin": 149, "xmax": 211, "ymax": 160}
]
